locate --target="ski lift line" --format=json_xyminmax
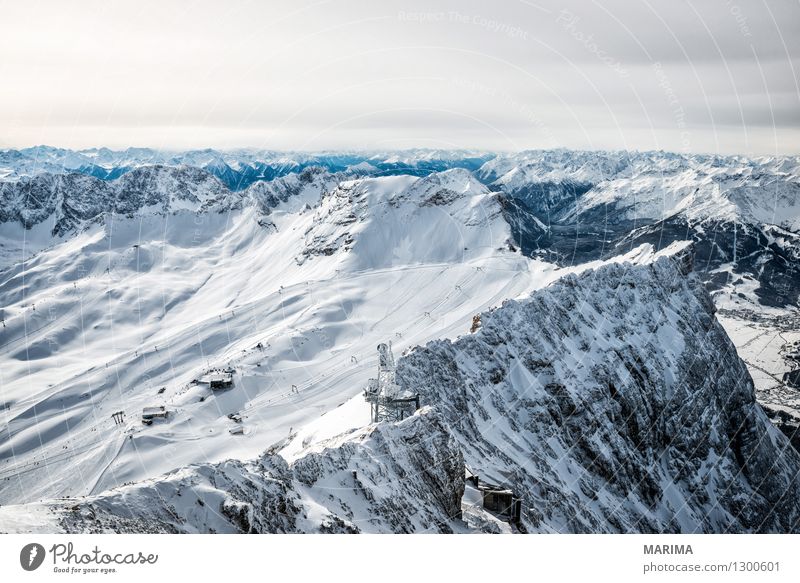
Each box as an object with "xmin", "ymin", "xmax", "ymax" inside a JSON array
[
  {"xmin": 0, "ymin": 400, "xmax": 115, "ymax": 465},
  {"xmin": 253, "ymin": 356, "xmax": 377, "ymax": 405},
  {"xmin": 0, "ymin": 432, "xmax": 120, "ymax": 480},
  {"xmin": 243, "ymin": 355, "xmax": 380, "ymax": 417},
  {"xmin": 0, "ymin": 315, "xmax": 72, "ymax": 352},
  {"xmin": 0, "ymin": 444, "xmax": 100, "ymax": 481},
  {"xmin": 366, "ymin": 268, "xmax": 480, "ymax": 332},
  {"xmin": 1, "ymin": 354, "xmax": 143, "ymax": 456},
  {"xmin": 1, "ymin": 261, "xmax": 514, "ymax": 482},
  {"xmin": 87, "ymin": 433, "xmax": 128, "ymax": 496},
  {"xmin": 9, "ymin": 324, "xmax": 282, "ymax": 455},
  {"xmin": 0, "ymin": 266, "xmax": 194, "ymax": 353},
  {"xmin": 388, "ymin": 269, "xmax": 483, "ymax": 329},
  {"xmin": 236, "ymin": 269, "xmax": 490, "ymax": 417},
  {"xmin": 245, "ymin": 286, "xmax": 458, "ymax": 415},
  {"xmin": 0, "ymin": 279, "xmax": 77, "ymax": 332},
  {"xmin": 0, "ymin": 258, "xmax": 503, "ymax": 354},
  {"xmin": 1, "ymin": 384, "xmax": 115, "ymax": 446}
]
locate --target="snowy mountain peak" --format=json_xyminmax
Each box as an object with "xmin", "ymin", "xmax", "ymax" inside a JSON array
[
  {"xmin": 299, "ymin": 170, "xmax": 509, "ymax": 269},
  {"xmin": 395, "ymin": 257, "xmax": 800, "ymax": 532},
  {"xmin": 113, "ymin": 165, "xmax": 230, "ymax": 212},
  {"xmin": 1, "ymin": 148, "xmax": 799, "ymax": 534},
  {"xmin": 481, "ymin": 150, "xmax": 800, "ymax": 231}
]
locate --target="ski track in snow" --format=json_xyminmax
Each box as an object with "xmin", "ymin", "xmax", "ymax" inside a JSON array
[
  {"xmin": 0, "ymin": 171, "xmax": 551, "ymax": 504},
  {"xmin": 0, "ymin": 154, "xmax": 797, "ymax": 531}
]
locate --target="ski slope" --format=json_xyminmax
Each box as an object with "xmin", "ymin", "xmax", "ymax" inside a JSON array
[{"xmin": 0, "ymin": 170, "xmax": 551, "ymax": 503}]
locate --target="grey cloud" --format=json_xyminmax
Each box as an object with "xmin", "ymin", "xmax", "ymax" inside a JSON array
[{"xmin": 0, "ymin": 0, "xmax": 797, "ymax": 154}]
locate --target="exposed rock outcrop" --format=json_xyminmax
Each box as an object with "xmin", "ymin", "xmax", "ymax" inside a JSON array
[
  {"xmin": 46, "ymin": 408, "xmax": 465, "ymax": 534},
  {"xmin": 396, "ymin": 257, "xmax": 800, "ymax": 532}
]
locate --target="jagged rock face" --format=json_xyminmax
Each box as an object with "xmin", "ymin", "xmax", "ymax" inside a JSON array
[
  {"xmin": 59, "ymin": 457, "xmax": 300, "ymax": 534},
  {"xmin": 112, "ymin": 165, "xmax": 231, "ymax": 214},
  {"xmin": 299, "ymin": 169, "xmax": 508, "ymax": 268},
  {"xmin": 496, "ymin": 194, "xmax": 552, "ymax": 256},
  {"xmin": 49, "ymin": 409, "xmax": 465, "ymax": 534},
  {"xmin": 245, "ymin": 166, "xmax": 339, "ymax": 215},
  {"xmin": 483, "ymin": 151, "xmax": 800, "ymax": 307},
  {"xmin": 395, "ymin": 258, "xmax": 800, "ymax": 533},
  {"xmin": 477, "ymin": 149, "xmax": 639, "ymax": 188},
  {"xmin": 0, "ymin": 173, "xmax": 112, "ymax": 233},
  {"xmin": 480, "ymin": 151, "xmax": 800, "ymax": 226},
  {"xmin": 299, "ymin": 179, "xmax": 365, "ymax": 260},
  {"xmin": 0, "ymin": 166, "xmax": 232, "ymax": 236},
  {"xmin": 292, "ymin": 408, "xmax": 464, "ymax": 533},
  {"xmin": 501, "ymin": 180, "xmax": 594, "ymax": 220},
  {"xmin": 0, "ymin": 164, "xmax": 336, "ymax": 238},
  {"xmin": 0, "ymin": 164, "xmax": 335, "ymax": 239},
  {"xmin": 617, "ymin": 218, "xmax": 800, "ymax": 307}
]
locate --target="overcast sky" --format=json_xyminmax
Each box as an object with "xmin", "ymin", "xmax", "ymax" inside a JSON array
[{"xmin": 1, "ymin": 0, "xmax": 798, "ymax": 154}]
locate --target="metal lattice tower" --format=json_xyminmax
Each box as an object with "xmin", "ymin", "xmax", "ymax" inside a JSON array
[{"xmin": 364, "ymin": 342, "xmax": 420, "ymax": 423}]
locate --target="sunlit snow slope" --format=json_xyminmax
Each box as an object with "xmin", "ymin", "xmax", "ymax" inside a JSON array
[{"xmin": 0, "ymin": 169, "xmax": 549, "ymax": 504}]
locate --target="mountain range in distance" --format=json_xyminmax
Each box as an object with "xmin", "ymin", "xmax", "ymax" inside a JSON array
[{"xmin": 0, "ymin": 146, "xmax": 798, "ymax": 533}]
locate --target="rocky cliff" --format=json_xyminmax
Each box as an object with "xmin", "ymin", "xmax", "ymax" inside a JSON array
[
  {"xmin": 7, "ymin": 409, "xmax": 465, "ymax": 534},
  {"xmin": 4, "ymin": 257, "xmax": 797, "ymax": 533},
  {"xmin": 395, "ymin": 257, "xmax": 800, "ymax": 532}
]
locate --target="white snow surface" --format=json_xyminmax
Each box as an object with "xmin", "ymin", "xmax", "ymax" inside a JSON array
[
  {"xmin": 480, "ymin": 150, "xmax": 800, "ymax": 231},
  {"xmin": 0, "ymin": 169, "xmax": 546, "ymax": 504},
  {"xmin": 2, "ymin": 153, "xmax": 797, "ymax": 533}
]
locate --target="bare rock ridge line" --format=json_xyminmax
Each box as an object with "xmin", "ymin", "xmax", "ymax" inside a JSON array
[
  {"xmin": 0, "ymin": 165, "xmax": 336, "ymax": 236},
  {"xmin": 13, "ymin": 254, "xmax": 799, "ymax": 533},
  {"xmin": 396, "ymin": 254, "xmax": 800, "ymax": 533},
  {"xmin": 56, "ymin": 408, "xmax": 464, "ymax": 534},
  {"xmin": 0, "ymin": 149, "xmax": 797, "ymax": 532}
]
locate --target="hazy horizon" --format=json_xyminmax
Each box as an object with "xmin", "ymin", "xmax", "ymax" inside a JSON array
[
  {"xmin": 2, "ymin": 0, "xmax": 798, "ymax": 156},
  {"xmin": 4, "ymin": 144, "xmax": 799, "ymax": 158}
]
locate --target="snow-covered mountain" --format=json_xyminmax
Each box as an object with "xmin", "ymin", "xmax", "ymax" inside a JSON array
[
  {"xmin": 479, "ymin": 150, "xmax": 800, "ymax": 429},
  {"xmin": 396, "ymin": 255, "xmax": 800, "ymax": 532},
  {"xmin": 0, "ymin": 167, "xmax": 543, "ymax": 509},
  {"xmin": 0, "ymin": 146, "xmax": 494, "ymax": 190},
  {"xmin": 3, "ymin": 255, "xmax": 797, "ymax": 533},
  {"xmin": 0, "ymin": 148, "xmax": 798, "ymax": 533},
  {"xmin": 485, "ymin": 151, "xmax": 800, "ymax": 302},
  {"xmin": 299, "ymin": 169, "xmax": 508, "ymax": 268},
  {"xmin": 1, "ymin": 409, "xmax": 465, "ymax": 533},
  {"xmin": 0, "ymin": 165, "xmax": 233, "ymax": 237}
]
